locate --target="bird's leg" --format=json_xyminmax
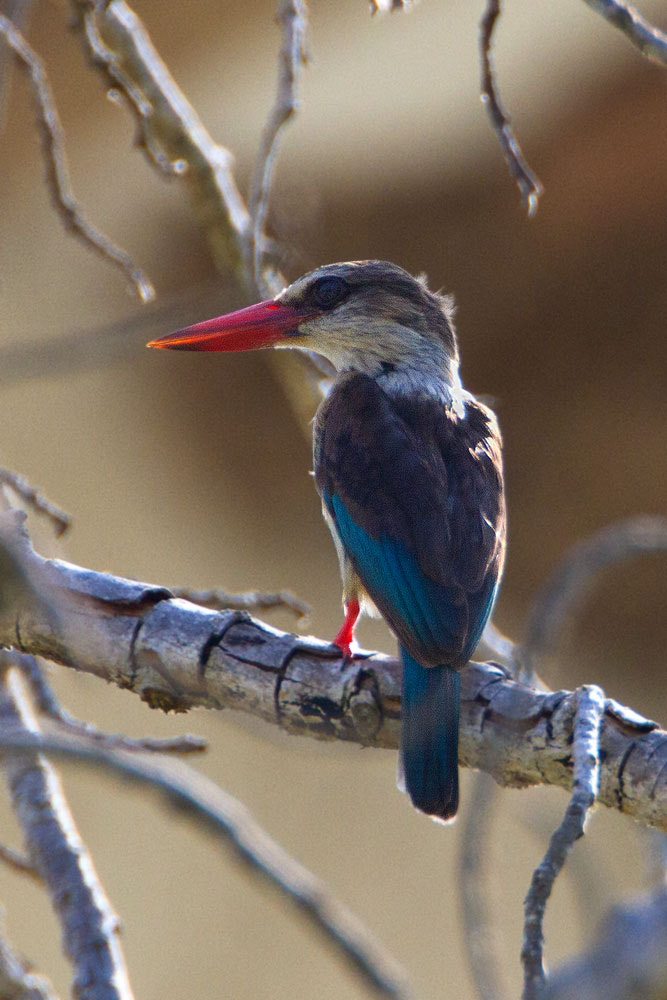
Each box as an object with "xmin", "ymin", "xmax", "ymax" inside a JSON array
[{"xmin": 332, "ymin": 597, "xmax": 360, "ymax": 659}]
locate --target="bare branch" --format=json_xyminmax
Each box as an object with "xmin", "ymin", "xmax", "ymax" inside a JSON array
[
  {"xmin": 0, "ymin": 13, "xmax": 154, "ymax": 302},
  {"xmin": 71, "ymin": 0, "xmax": 254, "ymax": 279},
  {"xmin": 0, "ymin": 913, "xmax": 61, "ymax": 1000},
  {"xmin": 0, "ymin": 840, "xmax": 40, "ymax": 881},
  {"xmin": 0, "ymin": 664, "xmax": 134, "ymax": 1000},
  {"xmin": 0, "ymin": 522, "xmax": 665, "ymax": 831},
  {"xmin": 170, "ymin": 584, "xmax": 310, "ymax": 623},
  {"xmin": 16, "ymin": 651, "xmax": 207, "ymax": 753},
  {"xmin": 523, "ymin": 516, "xmax": 667, "ymax": 677},
  {"xmin": 543, "ymin": 886, "xmax": 667, "ymax": 1000},
  {"xmin": 0, "ymin": 727, "xmax": 413, "ymax": 1000},
  {"xmin": 479, "ymin": 0, "xmax": 542, "ymax": 215},
  {"xmin": 522, "ymin": 685, "xmax": 606, "ymax": 1000},
  {"xmin": 0, "ymin": 0, "xmax": 34, "ymax": 136},
  {"xmin": 0, "ymin": 469, "xmax": 71, "ymax": 538},
  {"xmin": 248, "ymin": 0, "xmax": 308, "ymax": 295},
  {"xmin": 581, "ymin": 0, "xmax": 667, "ymax": 67},
  {"xmin": 459, "ymin": 772, "xmax": 509, "ymax": 1000}
]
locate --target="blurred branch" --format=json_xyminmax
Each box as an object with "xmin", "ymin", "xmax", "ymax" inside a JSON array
[
  {"xmin": 458, "ymin": 771, "xmax": 508, "ymax": 1000},
  {"xmin": 1, "ymin": 518, "xmax": 665, "ymax": 832},
  {"xmin": 0, "ymin": 12, "xmax": 154, "ymax": 302},
  {"xmin": 71, "ymin": 0, "xmax": 253, "ymax": 280},
  {"xmin": 522, "ymin": 516, "xmax": 667, "ymax": 677},
  {"xmin": 0, "ymin": 661, "xmax": 134, "ymax": 1000},
  {"xmin": 170, "ymin": 584, "xmax": 310, "ymax": 623},
  {"xmin": 0, "ymin": 469, "xmax": 71, "ymax": 538},
  {"xmin": 17, "ymin": 651, "xmax": 207, "ymax": 753},
  {"xmin": 0, "ymin": 279, "xmax": 227, "ymax": 389},
  {"xmin": 0, "ymin": 0, "xmax": 34, "ymax": 136},
  {"xmin": 248, "ymin": 0, "xmax": 307, "ymax": 296},
  {"xmin": 522, "ymin": 685, "xmax": 606, "ymax": 1000},
  {"xmin": 0, "ymin": 840, "xmax": 40, "ymax": 881},
  {"xmin": 582, "ymin": 0, "xmax": 667, "ymax": 66},
  {"xmin": 0, "ymin": 727, "xmax": 413, "ymax": 1000},
  {"xmin": 479, "ymin": 0, "xmax": 542, "ymax": 215},
  {"xmin": 543, "ymin": 886, "xmax": 667, "ymax": 1000},
  {"xmin": 0, "ymin": 913, "xmax": 60, "ymax": 1000}
]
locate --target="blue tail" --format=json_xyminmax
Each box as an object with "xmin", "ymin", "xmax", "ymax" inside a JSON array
[{"xmin": 399, "ymin": 647, "xmax": 460, "ymax": 821}]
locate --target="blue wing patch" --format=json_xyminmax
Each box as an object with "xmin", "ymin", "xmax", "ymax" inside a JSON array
[{"xmin": 328, "ymin": 492, "xmax": 478, "ymax": 665}]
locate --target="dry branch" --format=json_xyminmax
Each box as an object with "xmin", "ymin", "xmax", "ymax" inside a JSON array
[
  {"xmin": 0, "ymin": 662, "xmax": 134, "ymax": 1000},
  {"xmin": 0, "ymin": 913, "xmax": 60, "ymax": 1000},
  {"xmin": 0, "ymin": 469, "xmax": 71, "ymax": 538},
  {"xmin": 543, "ymin": 886, "xmax": 667, "ymax": 1000},
  {"xmin": 522, "ymin": 685, "xmax": 606, "ymax": 1000},
  {"xmin": 71, "ymin": 0, "xmax": 252, "ymax": 278},
  {"xmin": 1, "ymin": 512, "xmax": 665, "ymax": 832},
  {"xmin": 479, "ymin": 0, "xmax": 542, "ymax": 215},
  {"xmin": 0, "ymin": 727, "xmax": 412, "ymax": 1000},
  {"xmin": 0, "ymin": 13, "xmax": 154, "ymax": 301},
  {"xmin": 248, "ymin": 0, "xmax": 308, "ymax": 295},
  {"xmin": 582, "ymin": 0, "xmax": 667, "ymax": 66}
]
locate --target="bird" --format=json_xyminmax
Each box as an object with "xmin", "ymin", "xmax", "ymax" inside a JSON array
[{"xmin": 148, "ymin": 260, "xmax": 506, "ymax": 822}]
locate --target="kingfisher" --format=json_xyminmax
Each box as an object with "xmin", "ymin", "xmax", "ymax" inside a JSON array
[{"xmin": 148, "ymin": 261, "xmax": 506, "ymax": 821}]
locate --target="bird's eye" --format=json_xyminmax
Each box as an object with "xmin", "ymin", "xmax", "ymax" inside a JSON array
[{"xmin": 310, "ymin": 276, "xmax": 349, "ymax": 310}]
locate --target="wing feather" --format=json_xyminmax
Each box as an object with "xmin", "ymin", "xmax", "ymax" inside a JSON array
[{"xmin": 315, "ymin": 372, "xmax": 505, "ymax": 668}]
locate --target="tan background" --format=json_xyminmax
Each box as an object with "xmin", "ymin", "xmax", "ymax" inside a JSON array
[{"xmin": 1, "ymin": 0, "xmax": 666, "ymax": 997}]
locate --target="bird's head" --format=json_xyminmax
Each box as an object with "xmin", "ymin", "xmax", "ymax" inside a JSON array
[{"xmin": 148, "ymin": 260, "xmax": 459, "ymax": 383}]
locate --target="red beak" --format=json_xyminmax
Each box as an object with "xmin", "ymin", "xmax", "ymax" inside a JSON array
[{"xmin": 147, "ymin": 299, "xmax": 312, "ymax": 353}]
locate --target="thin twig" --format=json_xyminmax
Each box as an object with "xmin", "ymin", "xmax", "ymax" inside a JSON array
[
  {"xmin": 0, "ymin": 469, "xmax": 71, "ymax": 538},
  {"xmin": 0, "ymin": 0, "xmax": 34, "ymax": 136},
  {"xmin": 71, "ymin": 0, "xmax": 256, "ymax": 280},
  {"xmin": 170, "ymin": 584, "xmax": 310, "ymax": 623},
  {"xmin": 522, "ymin": 685, "xmax": 606, "ymax": 1000},
  {"xmin": 459, "ymin": 771, "xmax": 509, "ymax": 1000},
  {"xmin": 581, "ymin": 0, "xmax": 667, "ymax": 66},
  {"xmin": 248, "ymin": 0, "xmax": 308, "ymax": 296},
  {"xmin": 0, "ymin": 13, "xmax": 154, "ymax": 301},
  {"xmin": 14, "ymin": 651, "xmax": 207, "ymax": 753},
  {"xmin": 0, "ymin": 727, "xmax": 414, "ymax": 1000},
  {"xmin": 0, "ymin": 665, "xmax": 135, "ymax": 1000},
  {"xmin": 523, "ymin": 516, "xmax": 667, "ymax": 678},
  {"xmin": 0, "ymin": 914, "xmax": 61, "ymax": 1000},
  {"xmin": 479, "ymin": 0, "xmax": 542, "ymax": 215},
  {"xmin": 0, "ymin": 840, "xmax": 41, "ymax": 881}
]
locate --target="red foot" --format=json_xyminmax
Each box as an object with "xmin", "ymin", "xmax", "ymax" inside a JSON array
[{"xmin": 332, "ymin": 598, "xmax": 360, "ymax": 658}]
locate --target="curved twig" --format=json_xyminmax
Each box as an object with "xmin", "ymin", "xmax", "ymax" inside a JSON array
[
  {"xmin": 0, "ymin": 727, "xmax": 412, "ymax": 1000},
  {"xmin": 522, "ymin": 516, "xmax": 667, "ymax": 677},
  {"xmin": 479, "ymin": 0, "xmax": 542, "ymax": 215},
  {"xmin": 0, "ymin": 13, "xmax": 154, "ymax": 301},
  {"xmin": 522, "ymin": 685, "xmax": 606, "ymax": 1000},
  {"xmin": 0, "ymin": 665, "xmax": 135, "ymax": 1000},
  {"xmin": 248, "ymin": 0, "xmax": 308, "ymax": 295}
]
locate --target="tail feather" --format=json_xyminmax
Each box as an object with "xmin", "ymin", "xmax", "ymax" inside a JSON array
[{"xmin": 399, "ymin": 647, "xmax": 460, "ymax": 822}]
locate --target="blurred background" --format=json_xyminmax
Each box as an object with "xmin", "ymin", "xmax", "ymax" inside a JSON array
[{"xmin": 1, "ymin": 0, "xmax": 666, "ymax": 997}]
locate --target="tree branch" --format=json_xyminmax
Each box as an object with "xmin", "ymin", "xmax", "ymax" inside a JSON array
[
  {"xmin": 0, "ymin": 913, "xmax": 60, "ymax": 1000},
  {"xmin": 0, "ymin": 469, "xmax": 71, "ymax": 538},
  {"xmin": 0, "ymin": 13, "xmax": 154, "ymax": 301},
  {"xmin": 0, "ymin": 726, "xmax": 412, "ymax": 1000},
  {"xmin": 543, "ymin": 886, "xmax": 667, "ymax": 1000},
  {"xmin": 70, "ymin": 0, "xmax": 253, "ymax": 279},
  {"xmin": 0, "ymin": 662, "xmax": 134, "ymax": 1000},
  {"xmin": 522, "ymin": 685, "xmax": 606, "ymax": 999},
  {"xmin": 581, "ymin": 0, "xmax": 667, "ymax": 66},
  {"xmin": 0, "ymin": 512, "xmax": 665, "ymax": 832},
  {"xmin": 479, "ymin": 0, "xmax": 542, "ymax": 215},
  {"xmin": 248, "ymin": 0, "xmax": 308, "ymax": 296}
]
